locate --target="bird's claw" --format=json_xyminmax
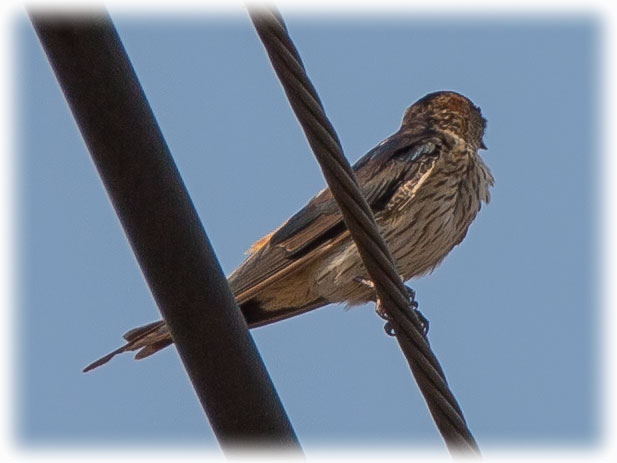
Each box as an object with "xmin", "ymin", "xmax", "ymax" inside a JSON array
[
  {"xmin": 383, "ymin": 321, "xmax": 395, "ymax": 336},
  {"xmin": 403, "ymin": 284, "xmax": 428, "ymax": 335},
  {"xmin": 414, "ymin": 306, "xmax": 430, "ymax": 336},
  {"xmin": 354, "ymin": 276, "xmax": 429, "ymax": 337}
]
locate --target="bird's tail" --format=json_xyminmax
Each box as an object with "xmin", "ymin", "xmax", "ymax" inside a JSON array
[
  {"xmin": 83, "ymin": 297, "xmax": 328, "ymax": 372},
  {"xmin": 82, "ymin": 320, "xmax": 171, "ymax": 372}
]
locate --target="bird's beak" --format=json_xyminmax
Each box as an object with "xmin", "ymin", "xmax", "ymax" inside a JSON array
[{"xmin": 480, "ymin": 141, "xmax": 487, "ymax": 150}]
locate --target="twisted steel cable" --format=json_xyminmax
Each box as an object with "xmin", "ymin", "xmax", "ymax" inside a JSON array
[{"xmin": 249, "ymin": 8, "xmax": 480, "ymax": 455}]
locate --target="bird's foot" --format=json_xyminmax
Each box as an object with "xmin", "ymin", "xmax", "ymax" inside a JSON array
[
  {"xmin": 402, "ymin": 286, "xmax": 429, "ymax": 335},
  {"xmin": 353, "ymin": 276, "xmax": 429, "ymax": 337}
]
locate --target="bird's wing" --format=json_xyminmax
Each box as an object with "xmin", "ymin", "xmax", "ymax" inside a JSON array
[{"xmin": 230, "ymin": 127, "xmax": 443, "ymax": 303}]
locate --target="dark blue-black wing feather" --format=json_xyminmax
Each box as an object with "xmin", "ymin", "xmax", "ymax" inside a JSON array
[{"xmin": 229, "ymin": 126, "xmax": 443, "ymax": 301}]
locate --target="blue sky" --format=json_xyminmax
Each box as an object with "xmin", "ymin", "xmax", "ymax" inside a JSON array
[{"xmin": 16, "ymin": 9, "xmax": 599, "ymax": 455}]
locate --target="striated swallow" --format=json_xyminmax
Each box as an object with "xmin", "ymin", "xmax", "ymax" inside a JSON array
[{"xmin": 84, "ymin": 90, "xmax": 494, "ymax": 372}]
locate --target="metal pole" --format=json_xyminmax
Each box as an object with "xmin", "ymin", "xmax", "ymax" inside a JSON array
[{"xmin": 29, "ymin": 11, "xmax": 301, "ymax": 451}]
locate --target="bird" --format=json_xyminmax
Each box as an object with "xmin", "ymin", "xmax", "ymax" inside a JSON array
[{"xmin": 83, "ymin": 90, "xmax": 494, "ymax": 372}]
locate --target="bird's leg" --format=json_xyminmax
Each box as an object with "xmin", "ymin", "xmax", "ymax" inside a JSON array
[
  {"xmin": 353, "ymin": 276, "xmax": 429, "ymax": 337},
  {"xmin": 352, "ymin": 277, "xmax": 389, "ymax": 320}
]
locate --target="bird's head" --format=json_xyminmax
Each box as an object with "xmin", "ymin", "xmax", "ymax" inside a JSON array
[{"xmin": 402, "ymin": 91, "xmax": 487, "ymax": 150}]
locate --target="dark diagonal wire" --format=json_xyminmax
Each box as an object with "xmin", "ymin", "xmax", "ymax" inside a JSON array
[
  {"xmin": 29, "ymin": 11, "xmax": 301, "ymax": 452},
  {"xmin": 249, "ymin": 8, "xmax": 480, "ymax": 456}
]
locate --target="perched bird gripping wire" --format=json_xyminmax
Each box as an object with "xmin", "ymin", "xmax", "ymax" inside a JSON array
[{"xmin": 84, "ymin": 90, "xmax": 493, "ymax": 372}]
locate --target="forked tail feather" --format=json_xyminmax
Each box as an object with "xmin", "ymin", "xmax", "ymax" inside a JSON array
[
  {"xmin": 83, "ymin": 297, "xmax": 328, "ymax": 372},
  {"xmin": 82, "ymin": 320, "xmax": 170, "ymax": 372}
]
